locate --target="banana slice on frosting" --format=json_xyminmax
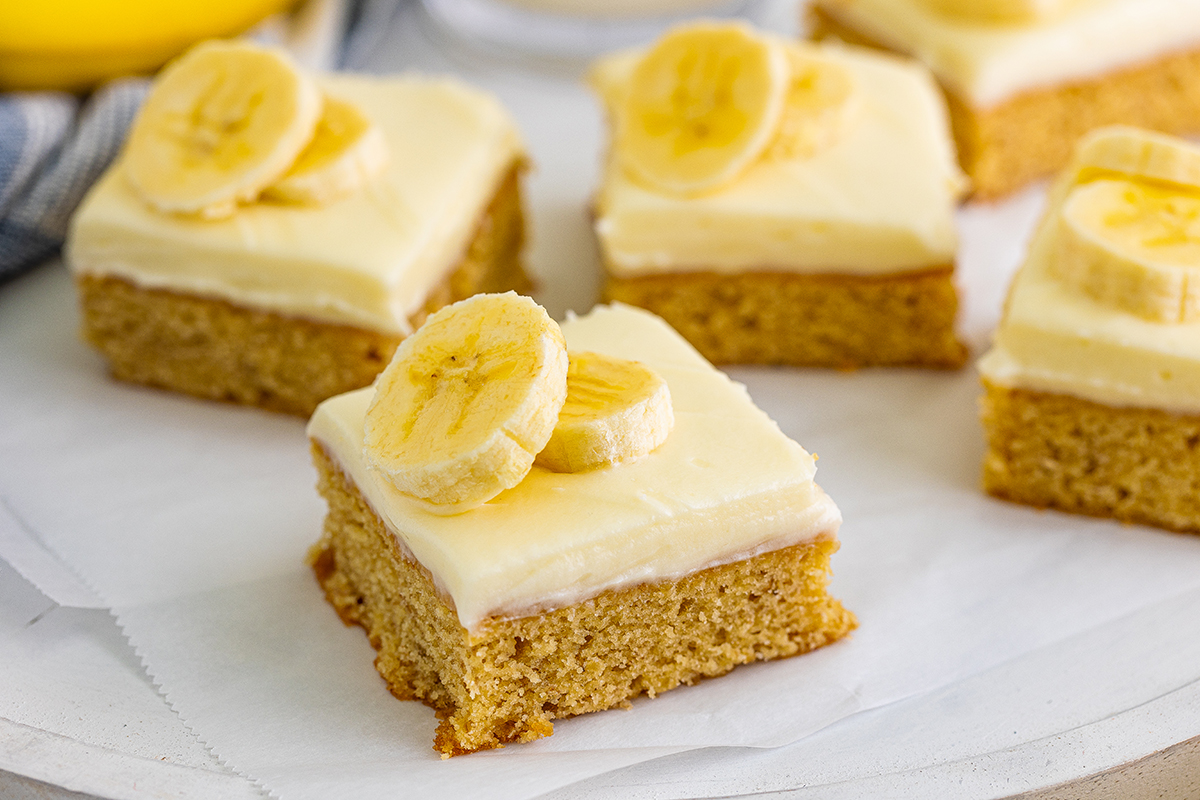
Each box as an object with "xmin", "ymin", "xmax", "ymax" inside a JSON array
[
  {"xmin": 535, "ymin": 351, "xmax": 674, "ymax": 473},
  {"xmin": 918, "ymin": 0, "xmax": 1071, "ymax": 24},
  {"xmin": 619, "ymin": 21, "xmax": 788, "ymax": 195},
  {"xmin": 363, "ymin": 293, "xmax": 568, "ymax": 514},
  {"xmin": 1055, "ymin": 178, "xmax": 1200, "ymax": 323},
  {"xmin": 123, "ymin": 40, "xmax": 322, "ymax": 219},
  {"xmin": 766, "ymin": 49, "xmax": 857, "ymax": 161},
  {"xmin": 1071, "ymin": 126, "xmax": 1200, "ymax": 190},
  {"xmin": 262, "ymin": 95, "xmax": 389, "ymax": 205}
]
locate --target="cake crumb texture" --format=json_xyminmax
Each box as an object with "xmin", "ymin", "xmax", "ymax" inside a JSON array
[
  {"xmin": 604, "ymin": 267, "xmax": 966, "ymax": 368},
  {"xmin": 981, "ymin": 381, "xmax": 1200, "ymax": 533},
  {"xmin": 809, "ymin": 5, "xmax": 1200, "ymax": 200},
  {"xmin": 308, "ymin": 443, "xmax": 857, "ymax": 756},
  {"xmin": 76, "ymin": 164, "xmax": 529, "ymax": 416}
]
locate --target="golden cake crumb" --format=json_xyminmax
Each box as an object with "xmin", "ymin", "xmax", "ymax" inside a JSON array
[
  {"xmin": 605, "ymin": 266, "xmax": 966, "ymax": 368},
  {"xmin": 981, "ymin": 381, "xmax": 1200, "ymax": 533},
  {"xmin": 308, "ymin": 442, "xmax": 857, "ymax": 756}
]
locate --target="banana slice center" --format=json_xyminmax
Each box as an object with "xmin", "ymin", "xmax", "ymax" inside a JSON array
[
  {"xmin": 178, "ymin": 79, "xmax": 265, "ymax": 165},
  {"xmin": 1101, "ymin": 183, "xmax": 1200, "ymax": 261},
  {"xmin": 653, "ymin": 48, "xmax": 751, "ymax": 154}
]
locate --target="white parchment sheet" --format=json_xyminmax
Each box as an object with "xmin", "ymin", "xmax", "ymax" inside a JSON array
[{"xmin": 7, "ymin": 227, "xmax": 1200, "ymax": 799}]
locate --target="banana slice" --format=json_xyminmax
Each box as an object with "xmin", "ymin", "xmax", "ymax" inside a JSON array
[
  {"xmin": 535, "ymin": 351, "xmax": 673, "ymax": 474},
  {"xmin": 619, "ymin": 21, "xmax": 788, "ymax": 195},
  {"xmin": 1055, "ymin": 178, "xmax": 1200, "ymax": 323},
  {"xmin": 262, "ymin": 95, "xmax": 389, "ymax": 205},
  {"xmin": 363, "ymin": 292, "xmax": 568, "ymax": 514},
  {"xmin": 124, "ymin": 40, "xmax": 322, "ymax": 219},
  {"xmin": 1072, "ymin": 126, "xmax": 1200, "ymax": 190},
  {"xmin": 765, "ymin": 49, "xmax": 857, "ymax": 161},
  {"xmin": 918, "ymin": 0, "xmax": 1070, "ymax": 24}
]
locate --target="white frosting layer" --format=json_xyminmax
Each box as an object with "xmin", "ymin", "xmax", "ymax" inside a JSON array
[
  {"xmin": 308, "ymin": 304, "xmax": 841, "ymax": 630},
  {"xmin": 978, "ymin": 240, "xmax": 1200, "ymax": 414},
  {"xmin": 67, "ymin": 75, "xmax": 524, "ymax": 336},
  {"xmin": 593, "ymin": 41, "xmax": 962, "ymax": 277},
  {"xmin": 978, "ymin": 149, "xmax": 1200, "ymax": 414},
  {"xmin": 815, "ymin": 0, "xmax": 1200, "ymax": 109}
]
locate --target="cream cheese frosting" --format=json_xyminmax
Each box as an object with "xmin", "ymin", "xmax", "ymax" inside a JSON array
[
  {"xmin": 592, "ymin": 41, "xmax": 962, "ymax": 277},
  {"xmin": 307, "ymin": 304, "xmax": 842, "ymax": 630},
  {"xmin": 67, "ymin": 75, "xmax": 524, "ymax": 336},
  {"xmin": 814, "ymin": 0, "xmax": 1200, "ymax": 109},
  {"xmin": 977, "ymin": 245, "xmax": 1200, "ymax": 414},
  {"xmin": 978, "ymin": 138, "xmax": 1200, "ymax": 414}
]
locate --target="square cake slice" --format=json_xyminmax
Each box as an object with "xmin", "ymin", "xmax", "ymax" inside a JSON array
[
  {"xmin": 307, "ymin": 303, "xmax": 855, "ymax": 755},
  {"xmin": 810, "ymin": 0, "xmax": 1200, "ymax": 199},
  {"xmin": 590, "ymin": 29, "xmax": 967, "ymax": 369},
  {"xmin": 978, "ymin": 127, "xmax": 1200, "ymax": 532},
  {"xmin": 68, "ymin": 73, "xmax": 528, "ymax": 416}
]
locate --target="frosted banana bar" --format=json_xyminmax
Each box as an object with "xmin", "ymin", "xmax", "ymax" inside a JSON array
[
  {"xmin": 978, "ymin": 127, "xmax": 1200, "ymax": 533},
  {"xmin": 809, "ymin": 0, "xmax": 1200, "ymax": 198},
  {"xmin": 307, "ymin": 301, "xmax": 855, "ymax": 755},
  {"xmin": 67, "ymin": 41, "xmax": 528, "ymax": 415},
  {"xmin": 591, "ymin": 22, "xmax": 968, "ymax": 369}
]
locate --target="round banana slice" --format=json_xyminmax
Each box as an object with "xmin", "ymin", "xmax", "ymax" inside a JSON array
[
  {"xmin": 619, "ymin": 21, "xmax": 788, "ymax": 195},
  {"xmin": 124, "ymin": 40, "xmax": 322, "ymax": 219},
  {"xmin": 535, "ymin": 351, "xmax": 673, "ymax": 474},
  {"xmin": 765, "ymin": 49, "xmax": 857, "ymax": 161},
  {"xmin": 262, "ymin": 95, "xmax": 389, "ymax": 205},
  {"xmin": 1055, "ymin": 178, "xmax": 1200, "ymax": 323},
  {"xmin": 364, "ymin": 292, "xmax": 568, "ymax": 514},
  {"xmin": 1072, "ymin": 126, "xmax": 1200, "ymax": 190},
  {"xmin": 918, "ymin": 0, "xmax": 1069, "ymax": 24}
]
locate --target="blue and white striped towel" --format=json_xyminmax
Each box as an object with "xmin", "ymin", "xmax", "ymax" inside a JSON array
[
  {"xmin": 0, "ymin": 0, "xmax": 399, "ymax": 284},
  {"xmin": 0, "ymin": 81, "xmax": 148, "ymax": 282}
]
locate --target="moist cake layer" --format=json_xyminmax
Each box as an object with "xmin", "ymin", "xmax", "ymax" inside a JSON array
[
  {"xmin": 307, "ymin": 304, "xmax": 841, "ymax": 630},
  {"xmin": 68, "ymin": 75, "xmax": 524, "ymax": 335},
  {"xmin": 591, "ymin": 40, "xmax": 962, "ymax": 277},
  {"xmin": 981, "ymin": 382, "xmax": 1200, "ymax": 533},
  {"xmin": 309, "ymin": 443, "xmax": 855, "ymax": 754},
  {"xmin": 811, "ymin": 0, "xmax": 1200, "ymax": 109},
  {"xmin": 605, "ymin": 267, "xmax": 966, "ymax": 368}
]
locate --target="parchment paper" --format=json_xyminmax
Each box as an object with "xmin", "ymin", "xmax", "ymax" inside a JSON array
[{"xmin": 7, "ymin": 242, "xmax": 1200, "ymax": 799}]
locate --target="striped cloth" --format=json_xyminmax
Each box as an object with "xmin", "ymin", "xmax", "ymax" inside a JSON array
[
  {"xmin": 0, "ymin": 0, "xmax": 399, "ymax": 283},
  {"xmin": 0, "ymin": 82, "xmax": 148, "ymax": 282}
]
